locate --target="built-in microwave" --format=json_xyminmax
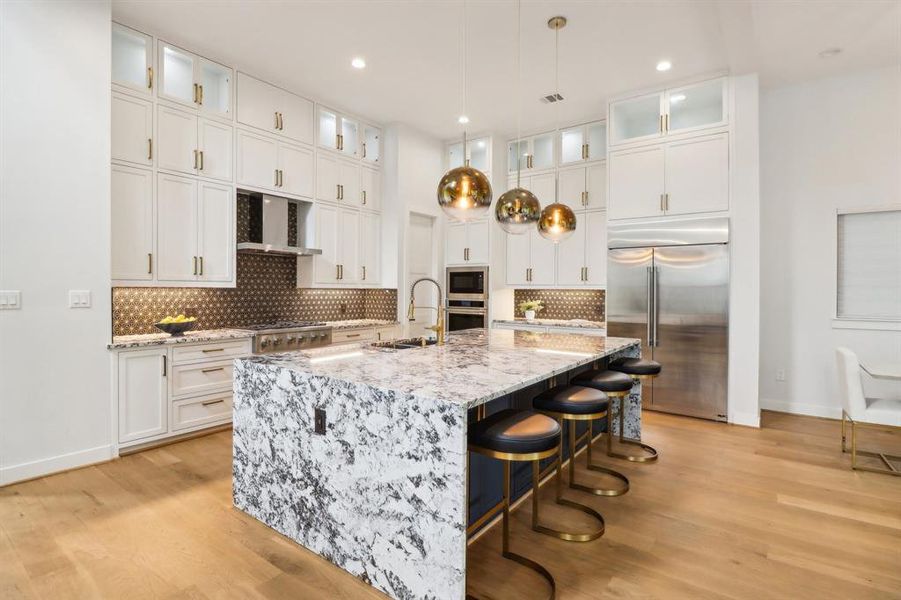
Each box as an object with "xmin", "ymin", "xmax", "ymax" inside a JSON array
[{"xmin": 447, "ymin": 266, "xmax": 488, "ymax": 300}]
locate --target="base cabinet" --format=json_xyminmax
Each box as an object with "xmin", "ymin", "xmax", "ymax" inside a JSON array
[{"xmin": 118, "ymin": 348, "xmax": 168, "ymax": 444}]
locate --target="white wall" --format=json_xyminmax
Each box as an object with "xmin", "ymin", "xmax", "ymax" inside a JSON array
[
  {"xmin": 0, "ymin": 1, "xmax": 113, "ymax": 484},
  {"xmin": 760, "ymin": 65, "xmax": 901, "ymax": 418}
]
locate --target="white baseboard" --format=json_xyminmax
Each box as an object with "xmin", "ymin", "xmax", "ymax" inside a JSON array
[
  {"xmin": 729, "ymin": 409, "xmax": 761, "ymax": 428},
  {"xmin": 0, "ymin": 444, "xmax": 113, "ymax": 487},
  {"xmin": 760, "ymin": 398, "xmax": 842, "ymax": 420}
]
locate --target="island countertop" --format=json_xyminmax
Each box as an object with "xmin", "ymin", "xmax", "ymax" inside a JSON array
[{"xmin": 237, "ymin": 327, "xmax": 639, "ymax": 410}]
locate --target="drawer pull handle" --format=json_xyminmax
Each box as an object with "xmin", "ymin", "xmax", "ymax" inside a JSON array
[
  {"xmin": 201, "ymin": 348, "xmax": 225, "ymax": 353},
  {"xmin": 345, "ymin": 333, "xmax": 361, "ymax": 338},
  {"xmin": 201, "ymin": 399, "xmax": 225, "ymax": 407},
  {"xmin": 202, "ymin": 367, "xmax": 225, "ymax": 374}
]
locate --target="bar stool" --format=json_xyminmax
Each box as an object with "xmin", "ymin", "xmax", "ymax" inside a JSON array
[
  {"xmin": 532, "ymin": 385, "xmax": 629, "ymax": 497},
  {"xmin": 467, "ymin": 409, "xmax": 604, "ymax": 600},
  {"xmin": 604, "ymin": 357, "xmax": 662, "ymax": 463}
]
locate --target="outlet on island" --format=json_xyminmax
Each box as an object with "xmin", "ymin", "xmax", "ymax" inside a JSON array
[{"xmin": 314, "ymin": 408, "xmax": 326, "ymax": 435}]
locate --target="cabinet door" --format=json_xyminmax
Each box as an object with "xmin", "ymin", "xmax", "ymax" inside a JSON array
[
  {"xmin": 360, "ymin": 212, "xmax": 380, "ymax": 284},
  {"xmin": 339, "ymin": 209, "xmax": 360, "ymax": 284},
  {"xmin": 236, "ymin": 129, "xmax": 278, "ymax": 190},
  {"xmin": 609, "ymin": 146, "xmax": 664, "ymax": 220},
  {"xmin": 197, "ymin": 181, "xmax": 234, "ymax": 282},
  {"xmin": 279, "ymin": 90, "xmax": 314, "ymax": 145},
  {"xmin": 316, "ymin": 153, "xmax": 339, "ymax": 202},
  {"xmin": 558, "ymin": 166, "xmax": 586, "ymax": 208},
  {"xmin": 198, "ymin": 119, "xmax": 233, "ymax": 182},
  {"xmin": 467, "ymin": 220, "xmax": 490, "ymax": 264},
  {"xmin": 112, "ymin": 93, "xmax": 153, "ymax": 166},
  {"xmin": 279, "ymin": 142, "xmax": 314, "ymax": 199},
  {"xmin": 507, "ymin": 140, "xmax": 528, "ymax": 174},
  {"xmin": 447, "ymin": 142, "xmax": 464, "ymax": 170},
  {"xmin": 111, "ymin": 165, "xmax": 154, "ymax": 281},
  {"xmin": 236, "ymin": 72, "xmax": 280, "ymax": 134},
  {"xmin": 198, "ymin": 58, "xmax": 232, "ymax": 118},
  {"xmin": 446, "ymin": 222, "xmax": 468, "ymax": 266},
  {"xmin": 529, "ymin": 229, "xmax": 556, "ymax": 285},
  {"xmin": 315, "ymin": 204, "xmax": 339, "ymax": 284},
  {"xmin": 505, "ymin": 231, "xmax": 531, "ymax": 285},
  {"xmin": 530, "ymin": 133, "xmax": 555, "ymax": 171},
  {"xmin": 118, "ymin": 348, "xmax": 168, "ymax": 444},
  {"xmin": 156, "ymin": 174, "xmax": 198, "ymax": 281},
  {"xmin": 610, "ymin": 92, "xmax": 663, "ymax": 145},
  {"xmin": 469, "ymin": 137, "xmax": 490, "ymax": 173},
  {"xmin": 586, "ymin": 121, "xmax": 607, "ymax": 161},
  {"xmin": 666, "ymin": 78, "xmax": 727, "ymax": 135},
  {"xmin": 318, "ymin": 107, "xmax": 340, "ymax": 152},
  {"xmin": 112, "ymin": 23, "xmax": 153, "ymax": 94},
  {"xmin": 338, "ymin": 159, "xmax": 360, "ymax": 205},
  {"xmin": 528, "ymin": 172, "xmax": 556, "ymax": 207},
  {"xmin": 362, "ymin": 124, "xmax": 381, "ymax": 164},
  {"xmin": 555, "ymin": 217, "xmax": 585, "ymax": 286},
  {"xmin": 361, "ymin": 166, "xmax": 381, "ymax": 210},
  {"xmin": 586, "ymin": 162, "xmax": 607, "ymax": 210},
  {"xmin": 157, "ymin": 105, "xmax": 198, "ymax": 175},
  {"xmin": 158, "ymin": 41, "xmax": 197, "ymax": 108},
  {"xmin": 583, "ymin": 211, "xmax": 607, "ymax": 286},
  {"xmin": 559, "ymin": 126, "xmax": 585, "ymax": 166},
  {"xmin": 665, "ymin": 133, "xmax": 729, "ymax": 216},
  {"xmin": 340, "ymin": 116, "xmax": 359, "ymax": 158}
]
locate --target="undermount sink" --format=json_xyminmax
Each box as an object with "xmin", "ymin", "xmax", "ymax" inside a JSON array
[{"xmin": 370, "ymin": 337, "xmax": 439, "ymax": 350}]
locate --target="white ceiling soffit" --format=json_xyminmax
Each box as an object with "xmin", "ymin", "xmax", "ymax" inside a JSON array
[{"xmin": 113, "ymin": 0, "xmax": 901, "ymax": 140}]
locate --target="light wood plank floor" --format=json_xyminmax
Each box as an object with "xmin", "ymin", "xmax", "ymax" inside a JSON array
[{"xmin": 1, "ymin": 411, "xmax": 899, "ymax": 599}]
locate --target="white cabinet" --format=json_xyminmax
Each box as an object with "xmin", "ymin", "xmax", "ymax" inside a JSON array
[
  {"xmin": 112, "ymin": 22, "xmax": 153, "ymax": 95},
  {"xmin": 360, "ymin": 213, "xmax": 381, "ymax": 284},
  {"xmin": 112, "ymin": 92, "xmax": 153, "ymax": 167},
  {"xmin": 559, "ymin": 120, "xmax": 606, "ymax": 165},
  {"xmin": 118, "ymin": 348, "xmax": 168, "ymax": 444},
  {"xmin": 362, "ymin": 124, "xmax": 381, "ymax": 165},
  {"xmin": 558, "ymin": 163, "xmax": 606, "ymax": 210},
  {"xmin": 197, "ymin": 118, "xmax": 233, "ymax": 181},
  {"xmin": 111, "ymin": 164, "xmax": 154, "ymax": 281},
  {"xmin": 338, "ymin": 159, "xmax": 360, "ymax": 205},
  {"xmin": 316, "ymin": 153, "xmax": 339, "ymax": 202},
  {"xmin": 236, "ymin": 129, "xmax": 313, "ymax": 197},
  {"xmin": 318, "ymin": 106, "xmax": 361, "ymax": 158},
  {"xmin": 301, "ymin": 205, "xmax": 381, "ymax": 287},
  {"xmin": 312, "ymin": 203, "xmax": 339, "ymax": 284},
  {"xmin": 609, "ymin": 133, "xmax": 728, "ymax": 220},
  {"xmin": 361, "ymin": 166, "xmax": 381, "ymax": 210},
  {"xmin": 236, "ymin": 72, "xmax": 314, "ymax": 144},
  {"xmin": 446, "ymin": 220, "xmax": 489, "ymax": 265},
  {"xmin": 157, "ymin": 106, "xmax": 233, "ymax": 182},
  {"xmin": 556, "ymin": 210, "xmax": 606, "ymax": 286},
  {"xmin": 508, "ymin": 172, "xmax": 556, "ymax": 208},
  {"xmin": 584, "ymin": 211, "xmax": 607, "ymax": 286},
  {"xmin": 447, "ymin": 136, "xmax": 490, "ymax": 172},
  {"xmin": 507, "ymin": 131, "xmax": 555, "ymax": 174},
  {"xmin": 505, "ymin": 229, "xmax": 556, "ymax": 286},
  {"xmin": 158, "ymin": 41, "xmax": 232, "ymax": 119},
  {"xmin": 610, "ymin": 91, "xmax": 664, "ymax": 146},
  {"xmin": 156, "ymin": 173, "xmax": 234, "ymax": 283},
  {"xmin": 338, "ymin": 208, "xmax": 361, "ymax": 284}
]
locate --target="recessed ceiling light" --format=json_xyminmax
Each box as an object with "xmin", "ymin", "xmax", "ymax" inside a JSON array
[
  {"xmin": 351, "ymin": 57, "xmax": 366, "ymax": 69},
  {"xmin": 656, "ymin": 60, "xmax": 672, "ymax": 72},
  {"xmin": 458, "ymin": 115, "xmax": 470, "ymax": 124},
  {"xmin": 818, "ymin": 47, "xmax": 842, "ymax": 59},
  {"xmin": 669, "ymin": 93, "xmax": 686, "ymax": 103}
]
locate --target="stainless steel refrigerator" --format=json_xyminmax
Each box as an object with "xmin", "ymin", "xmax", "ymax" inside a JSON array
[{"xmin": 607, "ymin": 217, "xmax": 729, "ymax": 421}]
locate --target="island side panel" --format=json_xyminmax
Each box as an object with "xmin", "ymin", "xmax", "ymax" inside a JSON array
[
  {"xmin": 607, "ymin": 344, "xmax": 642, "ymax": 439},
  {"xmin": 233, "ymin": 360, "xmax": 468, "ymax": 600}
]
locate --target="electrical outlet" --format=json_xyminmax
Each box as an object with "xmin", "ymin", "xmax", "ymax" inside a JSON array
[
  {"xmin": 314, "ymin": 408, "xmax": 326, "ymax": 435},
  {"xmin": 0, "ymin": 290, "xmax": 21, "ymax": 309},
  {"xmin": 340, "ymin": 302, "xmax": 347, "ymax": 315},
  {"xmin": 776, "ymin": 369, "xmax": 786, "ymax": 382}
]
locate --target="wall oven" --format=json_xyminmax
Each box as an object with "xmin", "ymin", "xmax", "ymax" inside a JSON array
[{"xmin": 446, "ymin": 267, "xmax": 488, "ymax": 331}]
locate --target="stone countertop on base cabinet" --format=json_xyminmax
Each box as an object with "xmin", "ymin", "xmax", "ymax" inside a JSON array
[{"xmin": 108, "ymin": 329, "xmax": 254, "ymax": 350}]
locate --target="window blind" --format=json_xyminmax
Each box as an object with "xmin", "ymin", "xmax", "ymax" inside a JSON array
[{"xmin": 837, "ymin": 209, "xmax": 901, "ymax": 320}]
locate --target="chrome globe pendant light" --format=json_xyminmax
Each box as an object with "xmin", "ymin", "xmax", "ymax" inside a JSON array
[
  {"xmin": 495, "ymin": 0, "xmax": 541, "ymax": 235},
  {"xmin": 437, "ymin": 0, "xmax": 492, "ymax": 222},
  {"xmin": 537, "ymin": 16, "xmax": 577, "ymax": 244}
]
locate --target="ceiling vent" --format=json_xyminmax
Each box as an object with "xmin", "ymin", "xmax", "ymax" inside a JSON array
[{"xmin": 540, "ymin": 93, "xmax": 564, "ymax": 104}]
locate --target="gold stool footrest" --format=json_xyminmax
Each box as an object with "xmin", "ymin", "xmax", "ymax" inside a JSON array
[
  {"xmin": 531, "ymin": 453, "xmax": 605, "ymax": 542},
  {"xmin": 572, "ymin": 425, "xmax": 630, "ymax": 496},
  {"xmin": 606, "ymin": 436, "xmax": 659, "ymax": 463},
  {"xmin": 466, "ymin": 550, "xmax": 556, "ymax": 600}
]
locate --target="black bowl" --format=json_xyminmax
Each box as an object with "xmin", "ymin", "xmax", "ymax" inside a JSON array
[{"xmin": 154, "ymin": 320, "xmax": 196, "ymax": 336}]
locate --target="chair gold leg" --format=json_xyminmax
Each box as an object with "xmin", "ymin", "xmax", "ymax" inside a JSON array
[
  {"xmin": 605, "ymin": 396, "xmax": 658, "ymax": 463},
  {"xmin": 569, "ymin": 418, "xmax": 629, "ymax": 497},
  {"xmin": 846, "ymin": 415, "xmax": 901, "ymax": 477}
]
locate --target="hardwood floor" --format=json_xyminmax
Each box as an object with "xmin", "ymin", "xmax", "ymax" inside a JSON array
[{"xmin": 2, "ymin": 411, "xmax": 899, "ymax": 599}]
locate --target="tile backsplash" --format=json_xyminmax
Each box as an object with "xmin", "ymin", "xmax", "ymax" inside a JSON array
[
  {"xmin": 113, "ymin": 254, "xmax": 397, "ymax": 336},
  {"xmin": 513, "ymin": 289, "xmax": 605, "ymax": 321}
]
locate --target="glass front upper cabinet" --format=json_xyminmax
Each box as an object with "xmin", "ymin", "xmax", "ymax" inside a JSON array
[
  {"xmin": 666, "ymin": 78, "xmax": 727, "ymax": 134},
  {"xmin": 159, "ymin": 42, "xmax": 196, "ymax": 107},
  {"xmin": 159, "ymin": 42, "xmax": 232, "ymax": 117},
  {"xmin": 507, "ymin": 139, "xmax": 528, "ymax": 174},
  {"xmin": 530, "ymin": 133, "xmax": 554, "ymax": 171},
  {"xmin": 112, "ymin": 23, "xmax": 152, "ymax": 94},
  {"xmin": 319, "ymin": 108, "xmax": 339, "ymax": 151},
  {"xmin": 340, "ymin": 117, "xmax": 359, "ymax": 157},
  {"xmin": 447, "ymin": 137, "xmax": 489, "ymax": 172},
  {"xmin": 560, "ymin": 120, "xmax": 607, "ymax": 165},
  {"xmin": 610, "ymin": 92, "xmax": 664, "ymax": 145},
  {"xmin": 363, "ymin": 125, "xmax": 381, "ymax": 164},
  {"xmin": 199, "ymin": 59, "xmax": 232, "ymax": 117}
]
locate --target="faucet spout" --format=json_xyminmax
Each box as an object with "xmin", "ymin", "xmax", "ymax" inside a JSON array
[{"xmin": 408, "ymin": 277, "xmax": 446, "ymax": 345}]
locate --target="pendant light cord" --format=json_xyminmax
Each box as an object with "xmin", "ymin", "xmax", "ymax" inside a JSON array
[
  {"xmin": 461, "ymin": 0, "xmax": 467, "ymax": 159},
  {"xmin": 515, "ymin": 0, "xmax": 522, "ymax": 188},
  {"xmin": 554, "ymin": 18, "xmax": 560, "ymax": 204}
]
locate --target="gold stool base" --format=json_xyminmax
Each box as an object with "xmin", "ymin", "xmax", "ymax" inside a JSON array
[
  {"xmin": 605, "ymin": 389, "xmax": 659, "ymax": 464},
  {"xmin": 571, "ymin": 420, "xmax": 629, "ymax": 497},
  {"xmin": 532, "ymin": 457, "xmax": 605, "ymax": 542}
]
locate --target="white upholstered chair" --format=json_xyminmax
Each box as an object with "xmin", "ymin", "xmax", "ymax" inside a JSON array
[{"xmin": 836, "ymin": 347, "xmax": 901, "ymax": 475}]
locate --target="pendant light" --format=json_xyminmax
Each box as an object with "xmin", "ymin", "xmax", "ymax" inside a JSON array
[
  {"xmin": 437, "ymin": 0, "xmax": 492, "ymax": 222},
  {"xmin": 495, "ymin": 0, "xmax": 541, "ymax": 235},
  {"xmin": 537, "ymin": 16, "xmax": 576, "ymax": 244}
]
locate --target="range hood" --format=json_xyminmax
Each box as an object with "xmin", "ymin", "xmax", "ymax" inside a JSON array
[{"xmin": 237, "ymin": 193, "xmax": 321, "ymax": 256}]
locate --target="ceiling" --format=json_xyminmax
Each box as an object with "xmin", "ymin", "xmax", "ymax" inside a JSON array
[{"xmin": 112, "ymin": 0, "xmax": 901, "ymax": 140}]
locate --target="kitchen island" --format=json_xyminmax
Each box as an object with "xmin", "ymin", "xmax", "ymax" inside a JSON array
[{"xmin": 233, "ymin": 328, "xmax": 642, "ymax": 600}]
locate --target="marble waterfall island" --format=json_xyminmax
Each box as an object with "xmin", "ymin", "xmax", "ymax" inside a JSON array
[{"xmin": 233, "ymin": 328, "xmax": 642, "ymax": 600}]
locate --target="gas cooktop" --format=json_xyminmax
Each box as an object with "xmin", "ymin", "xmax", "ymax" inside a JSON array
[
  {"xmin": 243, "ymin": 321, "xmax": 327, "ymax": 332},
  {"xmin": 245, "ymin": 321, "xmax": 333, "ymax": 354}
]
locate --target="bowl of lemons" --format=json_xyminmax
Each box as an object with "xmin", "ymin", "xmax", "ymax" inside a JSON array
[{"xmin": 154, "ymin": 314, "xmax": 197, "ymax": 336}]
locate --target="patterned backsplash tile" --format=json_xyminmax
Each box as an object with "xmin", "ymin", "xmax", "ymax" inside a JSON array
[
  {"xmin": 513, "ymin": 289, "xmax": 605, "ymax": 321},
  {"xmin": 113, "ymin": 254, "xmax": 397, "ymax": 335}
]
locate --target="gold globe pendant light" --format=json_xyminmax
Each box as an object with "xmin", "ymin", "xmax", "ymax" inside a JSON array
[
  {"xmin": 537, "ymin": 16, "xmax": 577, "ymax": 244},
  {"xmin": 437, "ymin": 0, "xmax": 492, "ymax": 222},
  {"xmin": 495, "ymin": 0, "xmax": 541, "ymax": 235}
]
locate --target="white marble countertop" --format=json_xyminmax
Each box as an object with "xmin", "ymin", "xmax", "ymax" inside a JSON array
[
  {"xmin": 108, "ymin": 328, "xmax": 253, "ymax": 350},
  {"xmin": 493, "ymin": 318, "xmax": 606, "ymax": 329},
  {"xmin": 239, "ymin": 328, "xmax": 638, "ymax": 409},
  {"xmin": 326, "ymin": 319, "xmax": 400, "ymax": 330}
]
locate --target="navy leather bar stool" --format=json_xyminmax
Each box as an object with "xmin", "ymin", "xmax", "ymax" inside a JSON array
[
  {"xmin": 533, "ymin": 384, "xmax": 629, "ymax": 497},
  {"xmin": 601, "ymin": 357, "xmax": 662, "ymax": 463}
]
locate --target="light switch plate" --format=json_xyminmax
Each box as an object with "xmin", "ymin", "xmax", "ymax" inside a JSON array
[
  {"xmin": 68, "ymin": 290, "xmax": 91, "ymax": 308},
  {"xmin": 0, "ymin": 290, "xmax": 21, "ymax": 309}
]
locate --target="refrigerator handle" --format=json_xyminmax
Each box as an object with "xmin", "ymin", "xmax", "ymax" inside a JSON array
[
  {"xmin": 646, "ymin": 266, "xmax": 653, "ymax": 346},
  {"xmin": 653, "ymin": 266, "xmax": 660, "ymax": 347}
]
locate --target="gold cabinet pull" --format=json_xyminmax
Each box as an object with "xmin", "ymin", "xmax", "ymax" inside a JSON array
[
  {"xmin": 193, "ymin": 83, "xmax": 199, "ymax": 104},
  {"xmin": 147, "ymin": 253, "xmax": 152, "ymax": 274},
  {"xmin": 199, "ymin": 150, "xmax": 204, "ymax": 171},
  {"xmin": 199, "ymin": 256, "xmax": 203, "ymax": 276},
  {"xmin": 147, "ymin": 66, "xmax": 153, "ymax": 89},
  {"xmin": 201, "ymin": 348, "xmax": 224, "ymax": 353},
  {"xmin": 336, "ymin": 264, "xmax": 340, "ymax": 279},
  {"xmin": 664, "ymin": 113, "xmax": 669, "ymax": 132},
  {"xmin": 162, "ymin": 355, "xmax": 167, "ymax": 377},
  {"xmin": 198, "ymin": 84, "xmax": 203, "ymax": 105},
  {"xmin": 664, "ymin": 193, "xmax": 669, "ymax": 211},
  {"xmin": 362, "ymin": 265, "xmax": 366, "ymax": 281},
  {"xmin": 275, "ymin": 112, "xmax": 280, "ymax": 129},
  {"xmin": 148, "ymin": 138, "xmax": 152, "ymax": 161},
  {"xmin": 280, "ymin": 113, "xmax": 284, "ymax": 130},
  {"xmin": 362, "ymin": 190, "xmax": 366, "ymax": 205},
  {"xmin": 193, "ymin": 256, "xmax": 198, "ymax": 275},
  {"xmin": 201, "ymin": 367, "xmax": 225, "ymax": 374},
  {"xmin": 659, "ymin": 194, "xmax": 665, "ymax": 211},
  {"xmin": 362, "ymin": 142, "xmax": 367, "ymax": 158},
  {"xmin": 275, "ymin": 169, "xmax": 280, "ymax": 187},
  {"xmin": 193, "ymin": 149, "xmax": 198, "ymax": 170},
  {"xmin": 202, "ymin": 398, "xmax": 225, "ymax": 406}
]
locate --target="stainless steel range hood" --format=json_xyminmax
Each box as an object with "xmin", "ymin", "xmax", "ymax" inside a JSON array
[{"xmin": 237, "ymin": 193, "xmax": 321, "ymax": 256}]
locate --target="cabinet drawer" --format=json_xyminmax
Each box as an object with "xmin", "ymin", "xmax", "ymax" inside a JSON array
[
  {"xmin": 331, "ymin": 328, "xmax": 376, "ymax": 344},
  {"xmin": 172, "ymin": 339, "xmax": 250, "ymax": 364},
  {"xmin": 375, "ymin": 326, "xmax": 400, "ymax": 341},
  {"xmin": 170, "ymin": 359, "xmax": 234, "ymax": 398},
  {"xmin": 171, "ymin": 393, "xmax": 232, "ymax": 432}
]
